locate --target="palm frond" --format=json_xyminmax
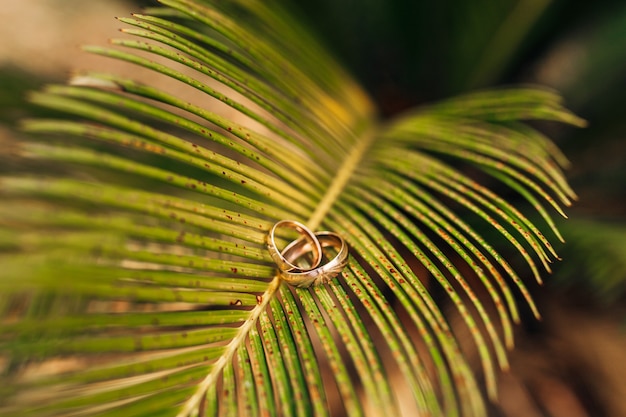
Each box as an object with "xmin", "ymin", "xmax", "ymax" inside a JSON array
[{"xmin": 0, "ymin": 0, "xmax": 583, "ymax": 416}]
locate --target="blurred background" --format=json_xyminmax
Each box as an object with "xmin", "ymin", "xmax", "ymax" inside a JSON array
[{"xmin": 1, "ymin": 0, "xmax": 624, "ymax": 416}]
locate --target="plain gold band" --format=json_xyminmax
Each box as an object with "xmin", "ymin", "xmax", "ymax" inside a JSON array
[
  {"xmin": 279, "ymin": 231, "xmax": 349, "ymax": 288},
  {"xmin": 266, "ymin": 220, "xmax": 322, "ymax": 272}
]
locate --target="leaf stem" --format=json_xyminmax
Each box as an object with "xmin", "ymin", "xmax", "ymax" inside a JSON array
[
  {"xmin": 176, "ymin": 275, "xmax": 282, "ymax": 417},
  {"xmin": 307, "ymin": 127, "xmax": 376, "ymax": 230}
]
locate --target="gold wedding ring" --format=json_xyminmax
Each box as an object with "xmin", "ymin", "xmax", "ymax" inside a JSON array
[
  {"xmin": 266, "ymin": 220, "xmax": 322, "ymax": 272},
  {"xmin": 266, "ymin": 220, "xmax": 349, "ymax": 288},
  {"xmin": 280, "ymin": 231, "xmax": 349, "ymax": 288}
]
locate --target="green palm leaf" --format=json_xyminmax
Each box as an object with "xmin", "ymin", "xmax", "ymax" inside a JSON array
[{"xmin": 0, "ymin": 1, "xmax": 584, "ymax": 416}]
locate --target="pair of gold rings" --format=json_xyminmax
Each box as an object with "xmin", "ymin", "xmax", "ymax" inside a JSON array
[{"xmin": 266, "ymin": 220, "xmax": 349, "ymax": 288}]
